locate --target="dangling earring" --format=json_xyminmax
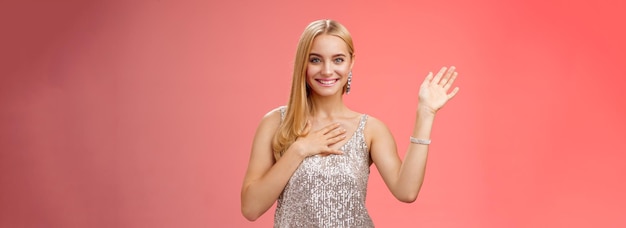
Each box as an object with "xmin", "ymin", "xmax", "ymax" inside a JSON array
[{"xmin": 346, "ymin": 71, "xmax": 352, "ymax": 94}]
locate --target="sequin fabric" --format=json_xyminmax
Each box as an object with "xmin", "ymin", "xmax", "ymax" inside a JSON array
[{"xmin": 274, "ymin": 107, "xmax": 374, "ymax": 228}]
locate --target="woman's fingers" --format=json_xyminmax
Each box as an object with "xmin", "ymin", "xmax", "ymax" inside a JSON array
[
  {"xmin": 443, "ymin": 72, "xmax": 458, "ymax": 91},
  {"xmin": 303, "ymin": 122, "xmax": 349, "ymax": 157},
  {"xmin": 448, "ymin": 87, "xmax": 460, "ymax": 100},
  {"xmin": 320, "ymin": 123, "xmax": 346, "ymax": 147},
  {"xmin": 325, "ymin": 126, "xmax": 346, "ymax": 139},
  {"xmin": 327, "ymin": 132, "xmax": 347, "ymax": 145},
  {"xmin": 420, "ymin": 72, "xmax": 433, "ymax": 88},
  {"xmin": 432, "ymin": 66, "xmax": 447, "ymax": 85},
  {"xmin": 439, "ymin": 66, "xmax": 456, "ymax": 87}
]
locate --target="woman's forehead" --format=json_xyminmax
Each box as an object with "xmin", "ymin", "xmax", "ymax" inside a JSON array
[{"xmin": 309, "ymin": 35, "xmax": 349, "ymax": 55}]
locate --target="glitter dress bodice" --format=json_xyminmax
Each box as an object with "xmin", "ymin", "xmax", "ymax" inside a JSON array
[{"xmin": 274, "ymin": 106, "xmax": 374, "ymax": 228}]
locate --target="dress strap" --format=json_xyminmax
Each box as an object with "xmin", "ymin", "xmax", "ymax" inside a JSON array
[
  {"xmin": 357, "ymin": 114, "xmax": 368, "ymax": 133},
  {"xmin": 279, "ymin": 106, "xmax": 287, "ymax": 121}
]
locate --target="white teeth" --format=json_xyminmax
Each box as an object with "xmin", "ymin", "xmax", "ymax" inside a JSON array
[{"xmin": 318, "ymin": 79, "xmax": 337, "ymax": 85}]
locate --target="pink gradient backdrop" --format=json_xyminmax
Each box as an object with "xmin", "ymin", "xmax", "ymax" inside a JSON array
[{"xmin": 1, "ymin": 0, "xmax": 625, "ymax": 227}]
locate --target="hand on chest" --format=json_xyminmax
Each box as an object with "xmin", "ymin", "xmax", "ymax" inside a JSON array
[{"xmin": 308, "ymin": 114, "xmax": 364, "ymax": 151}]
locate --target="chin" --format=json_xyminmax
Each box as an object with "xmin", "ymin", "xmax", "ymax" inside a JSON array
[{"xmin": 310, "ymin": 89, "xmax": 343, "ymax": 97}]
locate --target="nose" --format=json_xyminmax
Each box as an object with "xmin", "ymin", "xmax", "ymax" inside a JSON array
[{"xmin": 322, "ymin": 61, "xmax": 333, "ymax": 76}]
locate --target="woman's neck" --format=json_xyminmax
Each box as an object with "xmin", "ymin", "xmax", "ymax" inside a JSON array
[{"xmin": 308, "ymin": 94, "xmax": 347, "ymax": 118}]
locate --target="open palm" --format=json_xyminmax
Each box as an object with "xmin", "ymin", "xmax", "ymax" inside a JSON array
[{"xmin": 418, "ymin": 66, "xmax": 460, "ymax": 113}]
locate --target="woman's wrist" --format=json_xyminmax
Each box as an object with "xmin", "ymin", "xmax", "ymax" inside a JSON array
[
  {"xmin": 416, "ymin": 105, "xmax": 436, "ymax": 120},
  {"xmin": 413, "ymin": 105, "xmax": 436, "ymax": 140},
  {"xmin": 286, "ymin": 141, "xmax": 308, "ymax": 159}
]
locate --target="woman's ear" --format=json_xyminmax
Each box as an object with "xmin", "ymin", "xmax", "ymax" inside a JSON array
[{"xmin": 350, "ymin": 54, "xmax": 356, "ymax": 70}]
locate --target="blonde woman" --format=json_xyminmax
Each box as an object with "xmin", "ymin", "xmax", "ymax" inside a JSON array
[{"xmin": 241, "ymin": 19, "xmax": 459, "ymax": 227}]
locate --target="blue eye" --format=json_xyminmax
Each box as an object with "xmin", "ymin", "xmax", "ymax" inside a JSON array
[
  {"xmin": 334, "ymin": 58, "xmax": 344, "ymax": 63},
  {"xmin": 309, "ymin": 58, "xmax": 321, "ymax": 63}
]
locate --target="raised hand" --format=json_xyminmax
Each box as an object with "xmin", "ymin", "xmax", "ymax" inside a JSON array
[
  {"xmin": 292, "ymin": 121, "xmax": 346, "ymax": 157},
  {"xmin": 418, "ymin": 66, "xmax": 460, "ymax": 114}
]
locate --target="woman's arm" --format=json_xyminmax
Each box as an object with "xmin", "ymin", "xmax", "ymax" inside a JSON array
[
  {"xmin": 369, "ymin": 66, "xmax": 459, "ymax": 202},
  {"xmin": 368, "ymin": 109, "xmax": 435, "ymax": 202},
  {"xmin": 240, "ymin": 109, "xmax": 346, "ymax": 221},
  {"xmin": 240, "ymin": 109, "xmax": 304, "ymax": 221}
]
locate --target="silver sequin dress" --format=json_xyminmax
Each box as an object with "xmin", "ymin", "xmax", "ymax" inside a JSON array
[{"xmin": 274, "ymin": 107, "xmax": 374, "ymax": 228}]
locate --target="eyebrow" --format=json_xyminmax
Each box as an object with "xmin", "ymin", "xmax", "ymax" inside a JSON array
[{"xmin": 309, "ymin": 53, "xmax": 347, "ymax": 58}]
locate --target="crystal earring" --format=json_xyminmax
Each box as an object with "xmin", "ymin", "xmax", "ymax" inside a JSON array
[{"xmin": 346, "ymin": 71, "xmax": 352, "ymax": 94}]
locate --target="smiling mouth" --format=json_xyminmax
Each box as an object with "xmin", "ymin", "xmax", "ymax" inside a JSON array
[{"xmin": 315, "ymin": 79, "xmax": 339, "ymax": 86}]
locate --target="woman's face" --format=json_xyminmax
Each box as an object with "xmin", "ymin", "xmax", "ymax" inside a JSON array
[{"xmin": 306, "ymin": 34, "xmax": 353, "ymax": 97}]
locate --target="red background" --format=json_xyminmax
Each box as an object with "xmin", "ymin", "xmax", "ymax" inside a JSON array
[{"xmin": 1, "ymin": 0, "xmax": 625, "ymax": 227}]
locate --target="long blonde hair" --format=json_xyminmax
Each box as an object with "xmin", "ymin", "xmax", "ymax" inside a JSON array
[{"xmin": 272, "ymin": 19, "xmax": 355, "ymax": 160}]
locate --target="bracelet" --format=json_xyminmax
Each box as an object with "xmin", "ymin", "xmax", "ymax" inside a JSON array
[{"xmin": 410, "ymin": 136, "xmax": 431, "ymax": 145}]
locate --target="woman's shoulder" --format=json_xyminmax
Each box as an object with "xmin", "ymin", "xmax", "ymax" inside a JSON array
[
  {"xmin": 257, "ymin": 106, "xmax": 285, "ymax": 128},
  {"xmin": 265, "ymin": 106, "xmax": 286, "ymax": 117},
  {"xmin": 361, "ymin": 113, "xmax": 392, "ymax": 138},
  {"xmin": 360, "ymin": 113, "xmax": 392, "ymax": 146},
  {"xmin": 363, "ymin": 114, "xmax": 387, "ymax": 130}
]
